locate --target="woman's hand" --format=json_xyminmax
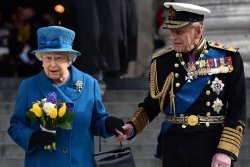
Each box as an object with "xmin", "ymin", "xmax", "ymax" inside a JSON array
[{"xmin": 105, "ymin": 116, "xmax": 124, "ymax": 135}]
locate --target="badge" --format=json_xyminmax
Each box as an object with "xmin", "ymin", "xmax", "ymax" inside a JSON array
[
  {"xmin": 75, "ymin": 80, "xmax": 83, "ymax": 92},
  {"xmin": 210, "ymin": 77, "xmax": 224, "ymax": 95},
  {"xmin": 185, "ymin": 63, "xmax": 198, "ymax": 82},
  {"xmin": 212, "ymin": 98, "xmax": 224, "ymax": 114},
  {"xmin": 218, "ymin": 65, "xmax": 230, "ymax": 73}
]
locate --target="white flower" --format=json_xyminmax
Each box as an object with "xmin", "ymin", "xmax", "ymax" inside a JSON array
[
  {"xmin": 43, "ymin": 102, "xmax": 56, "ymax": 115},
  {"xmin": 41, "ymin": 98, "xmax": 47, "ymax": 103}
]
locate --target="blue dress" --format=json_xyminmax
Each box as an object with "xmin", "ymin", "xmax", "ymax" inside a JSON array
[{"xmin": 8, "ymin": 65, "xmax": 112, "ymax": 167}]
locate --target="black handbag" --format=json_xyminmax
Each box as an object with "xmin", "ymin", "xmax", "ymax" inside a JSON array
[{"xmin": 93, "ymin": 137, "xmax": 136, "ymax": 167}]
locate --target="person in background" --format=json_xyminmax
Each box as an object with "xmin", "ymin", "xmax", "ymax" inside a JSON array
[
  {"xmin": 117, "ymin": 2, "xmax": 246, "ymax": 167},
  {"xmin": 15, "ymin": 3, "xmax": 50, "ymax": 77},
  {"xmin": 0, "ymin": 9, "xmax": 16, "ymax": 77},
  {"xmin": 8, "ymin": 26, "xmax": 124, "ymax": 167},
  {"xmin": 62, "ymin": 0, "xmax": 138, "ymax": 94}
]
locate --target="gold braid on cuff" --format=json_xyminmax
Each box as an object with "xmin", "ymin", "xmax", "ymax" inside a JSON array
[
  {"xmin": 130, "ymin": 108, "xmax": 149, "ymax": 135},
  {"xmin": 218, "ymin": 126, "xmax": 244, "ymax": 158}
]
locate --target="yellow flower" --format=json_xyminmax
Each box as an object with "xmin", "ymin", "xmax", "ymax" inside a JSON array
[
  {"xmin": 58, "ymin": 103, "xmax": 66, "ymax": 117},
  {"xmin": 31, "ymin": 103, "xmax": 43, "ymax": 117},
  {"xmin": 43, "ymin": 102, "xmax": 56, "ymax": 115},
  {"xmin": 49, "ymin": 108, "xmax": 58, "ymax": 118}
]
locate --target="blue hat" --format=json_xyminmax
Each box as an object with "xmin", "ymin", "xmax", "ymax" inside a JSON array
[{"xmin": 31, "ymin": 26, "xmax": 81, "ymax": 56}]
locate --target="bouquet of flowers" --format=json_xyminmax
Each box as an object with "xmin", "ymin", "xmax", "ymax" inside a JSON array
[{"xmin": 26, "ymin": 92, "xmax": 74, "ymax": 151}]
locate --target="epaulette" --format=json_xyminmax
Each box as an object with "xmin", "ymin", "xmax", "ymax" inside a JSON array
[
  {"xmin": 207, "ymin": 41, "xmax": 239, "ymax": 53},
  {"xmin": 152, "ymin": 46, "xmax": 174, "ymax": 59}
]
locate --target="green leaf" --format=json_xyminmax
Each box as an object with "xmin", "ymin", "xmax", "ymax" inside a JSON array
[
  {"xmin": 26, "ymin": 110, "xmax": 36, "ymax": 120},
  {"xmin": 58, "ymin": 122, "xmax": 72, "ymax": 130},
  {"xmin": 58, "ymin": 112, "xmax": 74, "ymax": 123}
]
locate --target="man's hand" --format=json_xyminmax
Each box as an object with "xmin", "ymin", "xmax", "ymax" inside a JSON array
[
  {"xmin": 115, "ymin": 124, "xmax": 134, "ymax": 141},
  {"xmin": 211, "ymin": 153, "xmax": 231, "ymax": 167}
]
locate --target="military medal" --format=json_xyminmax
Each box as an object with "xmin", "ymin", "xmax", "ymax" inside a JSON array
[
  {"xmin": 218, "ymin": 65, "xmax": 230, "ymax": 73},
  {"xmin": 210, "ymin": 77, "xmax": 224, "ymax": 95},
  {"xmin": 177, "ymin": 41, "xmax": 208, "ymax": 82},
  {"xmin": 185, "ymin": 63, "xmax": 198, "ymax": 82},
  {"xmin": 75, "ymin": 80, "xmax": 84, "ymax": 92},
  {"xmin": 212, "ymin": 98, "xmax": 224, "ymax": 114}
]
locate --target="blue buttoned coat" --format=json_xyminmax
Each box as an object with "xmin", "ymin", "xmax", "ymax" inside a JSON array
[{"xmin": 8, "ymin": 66, "xmax": 112, "ymax": 167}]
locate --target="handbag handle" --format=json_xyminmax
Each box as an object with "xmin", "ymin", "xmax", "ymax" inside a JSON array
[{"xmin": 98, "ymin": 136, "xmax": 123, "ymax": 152}]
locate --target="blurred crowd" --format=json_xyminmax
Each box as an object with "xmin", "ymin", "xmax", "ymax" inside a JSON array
[
  {"xmin": 0, "ymin": 2, "xmax": 57, "ymax": 77},
  {"xmin": 0, "ymin": 0, "xmax": 138, "ymax": 85}
]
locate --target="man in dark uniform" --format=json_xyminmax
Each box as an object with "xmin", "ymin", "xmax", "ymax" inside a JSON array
[{"xmin": 116, "ymin": 2, "xmax": 246, "ymax": 167}]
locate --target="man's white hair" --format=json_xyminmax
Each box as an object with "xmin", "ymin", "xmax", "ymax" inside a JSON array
[{"xmin": 191, "ymin": 22, "xmax": 204, "ymax": 29}]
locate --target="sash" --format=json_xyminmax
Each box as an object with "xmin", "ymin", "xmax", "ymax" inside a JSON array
[{"xmin": 155, "ymin": 48, "xmax": 227, "ymax": 158}]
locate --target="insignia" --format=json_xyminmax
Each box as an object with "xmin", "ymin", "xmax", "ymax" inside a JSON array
[
  {"xmin": 168, "ymin": 6, "xmax": 176, "ymax": 20},
  {"xmin": 212, "ymin": 98, "xmax": 224, "ymax": 114},
  {"xmin": 152, "ymin": 46, "xmax": 174, "ymax": 59},
  {"xmin": 75, "ymin": 80, "xmax": 83, "ymax": 92},
  {"xmin": 185, "ymin": 63, "xmax": 198, "ymax": 82},
  {"xmin": 218, "ymin": 65, "xmax": 230, "ymax": 73},
  {"xmin": 210, "ymin": 77, "xmax": 224, "ymax": 95},
  {"xmin": 209, "ymin": 68, "xmax": 220, "ymax": 75},
  {"xmin": 207, "ymin": 41, "xmax": 239, "ymax": 52}
]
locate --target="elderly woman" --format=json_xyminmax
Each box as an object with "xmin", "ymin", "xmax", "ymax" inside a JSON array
[{"xmin": 8, "ymin": 26, "xmax": 124, "ymax": 167}]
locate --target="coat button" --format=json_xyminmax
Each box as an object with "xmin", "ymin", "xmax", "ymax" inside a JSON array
[
  {"xmin": 175, "ymin": 73, "xmax": 179, "ymax": 78},
  {"xmin": 206, "ymin": 90, "xmax": 211, "ymax": 95},
  {"xmin": 206, "ymin": 112, "xmax": 211, "ymax": 117},
  {"xmin": 62, "ymin": 148, "xmax": 68, "ymax": 154},
  {"xmin": 175, "ymin": 83, "xmax": 180, "ymax": 87},
  {"xmin": 174, "ymin": 63, "xmax": 179, "ymax": 68},
  {"xmin": 206, "ymin": 101, "xmax": 211, "ymax": 106}
]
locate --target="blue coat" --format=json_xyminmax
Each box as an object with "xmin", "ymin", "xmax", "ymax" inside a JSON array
[{"xmin": 8, "ymin": 66, "xmax": 112, "ymax": 167}]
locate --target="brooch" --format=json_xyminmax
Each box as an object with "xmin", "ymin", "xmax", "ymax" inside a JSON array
[
  {"xmin": 212, "ymin": 98, "xmax": 224, "ymax": 114},
  {"xmin": 210, "ymin": 77, "xmax": 224, "ymax": 95},
  {"xmin": 75, "ymin": 80, "xmax": 83, "ymax": 92}
]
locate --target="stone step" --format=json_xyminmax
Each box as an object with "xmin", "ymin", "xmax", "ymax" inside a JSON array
[
  {"xmin": 0, "ymin": 89, "xmax": 149, "ymax": 103},
  {"xmin": 0, "ymin": 91, "xmax": 17, "ymax": 103},
  {"xmin": 0, "ymin": 159, "xmax": 24, "ymax": 167},
  {"xmin": 0, "ymin": 123, "xmax": 162, "ymax": 145},
  {"xmin": 1, "ymin": 89, "xmax": 250, "ymax": 117},
  {"xmin": 103, "ymin": 90, "xmax": 148, "ymax": 103},
  {"xmin": 2, "ymin": 127, "xmax": 250, "ymax": 153},
  {"xmin": 0, "ymin": 158, "xmax": 161, "ymax": 167},
  {"xmin": 0, "ymin": 114, "xmax": 163, "ymax": 132},
  {"xmin": 1, "ymin": 141, "xmax": 250, "ymax": 162},
  {"xmin": 1, "ymin": 157, "xmax": 249, "ymax": 167},
  {"xmin": 0, "ymin": 102, "xmax": 144, "ymax": 117},
  {"xmin": 234, "ymin": 160, "xmax": 250, "ymax": 167},
  {"xmin": 0, "ymin": 102, "xmax": 14, "ymax": 115}
]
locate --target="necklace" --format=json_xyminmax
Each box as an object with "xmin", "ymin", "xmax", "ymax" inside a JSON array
[{"xmin": 177, "ymin": 40, "xmax": 208, "ymax": 82}]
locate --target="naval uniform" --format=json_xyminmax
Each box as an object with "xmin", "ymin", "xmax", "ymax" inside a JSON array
[{"xmin": 127, "ymin": 39, "xmax": 246, "ymax": 167}]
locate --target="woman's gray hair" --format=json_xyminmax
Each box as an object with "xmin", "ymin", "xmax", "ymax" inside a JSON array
[{"xmin": 35, "ymin": 52, "xmax": 77, "ymax": 64}]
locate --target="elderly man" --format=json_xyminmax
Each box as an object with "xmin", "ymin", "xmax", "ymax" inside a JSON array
[{"xmin": 117, "ymin": 2, "xmax": 246, "ymax": 167}]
